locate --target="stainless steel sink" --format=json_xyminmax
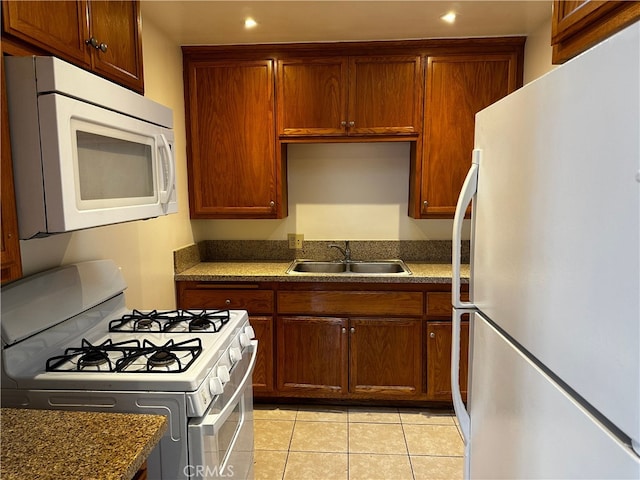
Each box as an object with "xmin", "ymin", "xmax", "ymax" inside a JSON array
[{"xmin": 287, "ymin": 259, "xmax": 411, "ymax": 275}]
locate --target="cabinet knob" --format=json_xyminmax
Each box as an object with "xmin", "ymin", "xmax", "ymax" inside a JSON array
[
  {"xmin": 269, "ymin": 201, "xmax": 275, "ymax": 208},
  {"xmin": 342, "ymin": 327, "xmax": 347, "ymax": 334},
  {"xmin": 86, "ymin": 37, "xmax": 99, "ymax": 48},
  {"xmin": 423, "ymin": 200, "xmax": 429, "ymax": 207},
  {"xmin": 225, "ymin": 299, "xmax": 231, "ymax": 305},
  {"xmin": 348, "ymin": 121, "xmax": 355, "ymax": 127},
  {"xmin": 98, "ymin": 43, "xmax": 108, "ymax": 53},
  {"xmin": 430, "ymin": 332, "xmax": 435, "ymax": 338},
  {"xmin": 340, "ymin": 121, "xmax": 347, "ymax": 127},
  {"xmin": 350, "ymin": 327, "xmax": 355, "ymax": 334}
]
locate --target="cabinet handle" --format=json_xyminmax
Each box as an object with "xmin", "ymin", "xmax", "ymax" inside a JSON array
[
  {"xmin": 342, "ymin": 327, "xmax": 347, "ymax": 334},
  {"xmin": 348, "ymin": 121, "xmax": 355, "ymax": 127},
  {"xmin": 225, "ymin": 299, "xmax": 231, "ymax": 305},
  {"xmin": 98, "ymin": 42, "xmax": 108, "ymax": 53},
  {"xmin": 430, "ymin": 332, "xmax": 435, "ymax": 338},
  {"xmin": 423, "ymin": 200, "xmax": 429, "ymax": 208},
  {"xmin": 350, "ymin": 327, "xmax": 355, "ymax": 334},
  {"xmin": 269, "ymin": 201, "xmax": 275, "ymax": 208},
  {"xmin": 340, "ymin": 121, "xmax": 347, "ymax": 127}
]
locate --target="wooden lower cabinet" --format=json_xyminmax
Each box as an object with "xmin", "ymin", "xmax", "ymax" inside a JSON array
[
  {"xmin": 277, "ymin": 315, "xmax": 422, "ymax": 400},
  {"xmin": 349, "ymin": 317, "xmax": 422, "ymax": 397},
  {"xmin": 277, "ymin": 316, "xmax": 349, "ymax": 396},
  {"xmin": 426, "ymin": 320, "xmax": 469, "ymax": 402},
  {"xmin": 176, "ymin": 280, "xmax": 469, "ymax": 404}
]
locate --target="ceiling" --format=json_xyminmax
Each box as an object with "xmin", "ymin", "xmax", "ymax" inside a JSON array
[{"xmin": 141, "ymin": 1, "xmax": 553, "ymax": 46}]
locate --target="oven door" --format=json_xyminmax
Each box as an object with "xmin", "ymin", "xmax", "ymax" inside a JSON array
[{"xmin": 187, "ymin": 340, "xmax": 257, "ymax": 480}]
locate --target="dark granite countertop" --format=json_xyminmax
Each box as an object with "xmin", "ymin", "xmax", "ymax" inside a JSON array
[{"xmin": 1, "ymin": 408, "xmax": 167, "ymax": 480}]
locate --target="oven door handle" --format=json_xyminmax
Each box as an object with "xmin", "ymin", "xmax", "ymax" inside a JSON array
[{"xmin": 203, "ymin": 340, "xmax": 257, "ymax": 436}]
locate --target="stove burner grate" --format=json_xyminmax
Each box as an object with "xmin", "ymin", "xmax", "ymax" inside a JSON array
[
  {"xmin": 109, "ymin": 309, "xmax": 230, "ymax": 333},
  {"xmin": 46, "ymin": 339, "xmax": 141, "ymax": 372},
  {"xmin": 115, "ymin": 338, "xmax": 203, "ymax": 373}
]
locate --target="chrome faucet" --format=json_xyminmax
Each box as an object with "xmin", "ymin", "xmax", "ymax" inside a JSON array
[{"xmin": 328, "ymin": 240, "xmax": 351, "ymax": 262}]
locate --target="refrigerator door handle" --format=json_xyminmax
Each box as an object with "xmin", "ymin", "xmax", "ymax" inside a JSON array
[
  {"xmin": 452, "ymin": 307, "xmax": 472, "ymax": 444},
  {"xmin": 452, "ymin": 149, "xmax": 479, "ymax": 309}
]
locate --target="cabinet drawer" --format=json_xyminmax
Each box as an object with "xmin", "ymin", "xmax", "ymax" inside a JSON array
[
  {"xmin": 180, "ymin": 288, "xmax": 274, "ymax": 314},
  {"xmin": 277, "ymin": 291, "xmax": 423, "ymax": 316},
  {"xmin": 426, "ymin": 291, "xmax": 469, "ymax": 317}
]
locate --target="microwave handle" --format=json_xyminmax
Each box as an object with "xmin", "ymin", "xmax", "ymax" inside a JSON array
[{"xmin": 156, "ymin": 134, "xmax": 175, "ymax": 206}]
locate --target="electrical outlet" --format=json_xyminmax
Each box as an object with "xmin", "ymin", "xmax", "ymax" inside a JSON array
[{"xmin": 288, "ymin": 233, "xmax": 304, "ymax": 249}]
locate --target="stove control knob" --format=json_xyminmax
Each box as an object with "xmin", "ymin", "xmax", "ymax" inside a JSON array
[
  {"xmin": 229, "ymin": 347, "xmax": 242, "ymax": 363},
  {"xmin": 239, "ymin": 333, "xmax": 251, "ymax": 348},
  {"xmin": 217, "ymin": 365, "xmax": 230, "ymax": 383},
  {"xmin": 244, "ymin": 326, "xmax": 256, "ymax": 339},
  {"xmin": 209, "ymin": 377, "xmax": 224, "ymax": 396}
]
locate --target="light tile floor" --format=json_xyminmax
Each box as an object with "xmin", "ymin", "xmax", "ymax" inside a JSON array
[{"xmin": 253, "ymin": 404, "xmax": 464, "ymax": 480}]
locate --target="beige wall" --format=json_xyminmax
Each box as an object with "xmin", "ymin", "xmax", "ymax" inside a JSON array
[
  {"xmin": 18, "ymin": 20, "xmax": 193, "ymax": 309},
  {"xmin": 523, "ymin": 15, "xmax": 557, "ymax": 84}
]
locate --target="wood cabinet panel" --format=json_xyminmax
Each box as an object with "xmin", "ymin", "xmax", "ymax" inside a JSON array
[
  {"xmin": 1, "ymin": 50, "xmax": 22, "ymax": 284},
  {"xmin": 2, "ymin": 0, "xmax": 144, "ymax": 92},
  {"xmin": 2, "ymin": 1, "xmax": 89, "ymax": 64},
  {"xmin": 426, "ymin": 320, "xmax": 469, "ymax": 401},
  {"xmin": 277, "ymin": 57, "xmax": 348, "ymax": 136},
  {"xmin": 276, "ymin": 55, "xmax": 422, "ymax": 137},
  {"xmin": 417, "ymin": 54, "xmax": 517, "ymax": 218},
  {"xmin": 178, "ymin": 286, "xmax": 274, "ymax": 313},
  {"xmin": 249, "ymin": 316, "xmax": 274, "ymax": 394},
  {"xmin": 349, "ymin": 317, "xmax": 422, "ymax": 396},
  {"xmin": 185, "ymin": 60, "xmax": 281, "ymax": 218},
  {"xmin": 87, "ymin": 0, "xmax": 143, "ymax": 91},
  {"xmin": 277, "ymin": 290, "xmax": 424, "ymax": 316},
  {"xmin": 347, "ymin": 55, "xmax": 422, "ymax": 136},
  {"xmin": 551, "ymin": 1, "xmax": 640, "ymax": 63},
  {"xmin": 277, "ymin": 316, "xmax": 349, "ymax": 395},
  {"xmin": 426, "ymin": 291, "xmax": 469, "ymax": 317}
]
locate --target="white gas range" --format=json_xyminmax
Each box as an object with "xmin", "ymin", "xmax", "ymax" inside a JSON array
[{"xmin": 1, "ymin": 260, "xmax": 256, "ymax": 480}]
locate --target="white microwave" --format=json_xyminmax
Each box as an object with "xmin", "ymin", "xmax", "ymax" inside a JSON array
[{"xmin": 4, "ymin": 56, "xmax": 177, "ymax": 239}]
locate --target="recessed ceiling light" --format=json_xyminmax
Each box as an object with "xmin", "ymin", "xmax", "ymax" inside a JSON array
[
  {"xmin": 441, "ymin": 12, "xmax": 456, "ymax": 24},
  {"xmin": 244, "ymin": 17, "xmax": 258, "ymax": 29}
]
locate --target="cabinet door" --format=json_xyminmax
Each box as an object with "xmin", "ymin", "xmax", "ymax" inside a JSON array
[
  {"xmin": 2, "ymin": 0, "xmax": 90, "ymax": 65},
  {"xmin": 419, "ymin": 54, "xmax": 517, "ymax": 218},
  {"xmin": 185, "ymin": 60, "xmax": 279, "ymax": 218},
  {"xmin": 347, "ymin": 55, "xmax": 422, "ymax": 136},
  {"xmin": 87, "ymin": 0, "xmax": 144, "ymax": 93},
  {"xmin": 1, "ymin": 51, "xmax": 22, "ymax": 284},
  {"xmin": 349, "ymin": 318, "xmax": 422, "ymax": 398},
  {"xmin": 551, "ymin": 1, "xmax": 640, "ymax": 63},
  {"xmin": 249, "ymin": 316, "xmax": 274, "ymax": 394},
  {"xmin": 426, "ymin": 320, "xmax": 469, "ymax": 402},
  {"xmin": 277, "ymin": 316, "xmax": 348, "ymax": 396},
  {"xmin": 277, "ymin": 57, "xmax": 348, "ymax": 136}
]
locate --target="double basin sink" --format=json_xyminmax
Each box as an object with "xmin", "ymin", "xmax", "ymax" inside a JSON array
[{"xmin": 287, "ymin": 259, "xmax": 411, "ymax": 275}]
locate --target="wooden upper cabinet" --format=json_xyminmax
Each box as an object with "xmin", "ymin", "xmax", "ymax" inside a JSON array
[
  {"xmin": 1, "ymin": 0, "xmax": 144, "ymax": 93},
  {"xmin": 414, "ymin": 53, "xmax": 519, "ymax": 218},
  {"xmin": 2, "ymin": 1, "xmax": 90, "ymax": 64},
  {"xmin": 86, "ymin": 1, "xmax": 144, "ymax": 92},
  {"xmin": 185, "ymin": 59, "xmax": 283, "ymax": 218},
  {"xmin": 552, "ymin": 1, "xmax": 640, "ymax": 64},
  {"xmin": 277, "ymin": 55, "xmax": 422, "ymax": 137}
]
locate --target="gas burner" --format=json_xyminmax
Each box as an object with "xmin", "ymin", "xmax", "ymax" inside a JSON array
[
  {"xmin": 79, "ymin": 350, "xmax": 109, "ymax": 368},
  {"xmin": 46, "ymin": 339, "xmax": 141, "ymax": 372},
  {"xmin": 109, "ymin": 309, "xmax": 230, "ymax": 334},
  {"xmin": 148, "ymin": 350, "xmax": 177, "ymax": 368},
  {"xmin": 115, "ymin": 338, "xmax": 203, "ymax": 373}
]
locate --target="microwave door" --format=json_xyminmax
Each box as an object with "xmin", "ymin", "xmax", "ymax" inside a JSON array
[{"xmin": 28, "ymin": 93, "xmax": 176, "ymax": 236}]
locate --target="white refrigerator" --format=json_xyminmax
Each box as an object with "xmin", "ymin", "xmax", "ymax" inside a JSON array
[{"xmin": 450, "ymin": 21, "xmax": 640, "ymax": 479}]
